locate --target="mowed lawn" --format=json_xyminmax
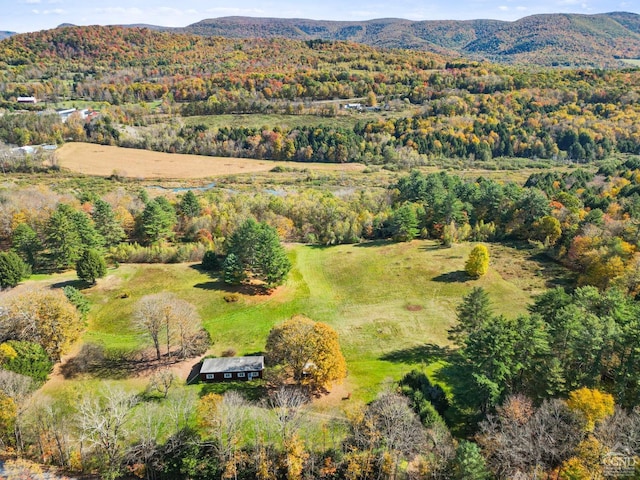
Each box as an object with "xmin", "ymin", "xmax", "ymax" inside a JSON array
[
  {"xmin": 55, "ymin": 142, "xmax": 365, "ymax": 179},
  {"xmin": 76, "ymin": 240, "xmax": 540, "ymax": 401}
]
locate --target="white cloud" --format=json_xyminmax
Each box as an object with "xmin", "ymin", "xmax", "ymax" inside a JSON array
[
  {"xmin": 31, "ymin": 8, "xmax": 65, "ymax": 14},
  {"xmin": 498, "ymin": 5, "xmax": 509, "ymax": 10},
  {"xmin": 24, "ymin": 0, "xmax": 41, "ymax": 4},
  {"xmin": 94, "ymin": 7, "xmax": 143, "ymax": 16}
]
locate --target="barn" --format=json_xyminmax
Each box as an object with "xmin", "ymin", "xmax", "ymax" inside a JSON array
[{"xmin": 199, "ymin": 356, "xmax": 264, "ymax": 383}]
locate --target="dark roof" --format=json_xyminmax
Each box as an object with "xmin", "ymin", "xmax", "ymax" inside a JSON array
[{"xmin": 200, "ymin": 356, "xmax": 264, "ymax": 374}]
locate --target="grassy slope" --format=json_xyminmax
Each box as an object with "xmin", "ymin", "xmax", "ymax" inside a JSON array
[{"xmin": 76, "ymin": 240, "xmax": 543, "ymax": 402}]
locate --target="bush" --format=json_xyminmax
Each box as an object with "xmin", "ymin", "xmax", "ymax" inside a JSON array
[
  {"xmin": 2, "ymin": 341, "xmax": 53, "ymax": 383},
  {"xmin": 63, "ymin": 286, "xmax": 91, "ymax": 319},
  {"xmin": 221, "ymin": 348, "xmax": 237, "ymax": 357},
  {"xmin": 110, "ymin": 242, "xmax": 206, "ymax": 264}
]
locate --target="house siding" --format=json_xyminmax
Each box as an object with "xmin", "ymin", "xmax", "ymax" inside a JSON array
[{"xmin": 199, "ymin": 370, "xmax": 263, "ymax": 383}]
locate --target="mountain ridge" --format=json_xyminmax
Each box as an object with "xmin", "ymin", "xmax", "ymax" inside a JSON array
[{"xmin": 169, "ymin": 12, "xmax": 640, "ymax": 66}]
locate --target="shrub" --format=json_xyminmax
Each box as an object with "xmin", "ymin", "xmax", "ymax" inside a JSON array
[
  {"xmin": 223, "ymin": 293, "xmax": 240, "ymax": 303},
  {"xmin": 63, "ymin": 286, "xmax": 91, "ymax": 319},
  {"xmin": 109, "ymin": 242, "xmax": 206, "ymax": 264},
  {"xmin": 2, "ymin": 341, "xmax": 53, "ymax": 383},
  {"xmin": 221, "ymin": 348, "xmax": 237, "ymax": 357}
]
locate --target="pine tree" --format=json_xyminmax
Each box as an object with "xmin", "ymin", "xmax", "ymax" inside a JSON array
[
  {"xmin": 178, "ymin": 190, "xmax": 201, "ymax": 218},
  {"xmin": 11, "ymin": 222, "xmax": 42, "ymax": 268},
  {"xmin": 76, "ymin": 249, "xmax": 107, "ymax": 284},
  {"xmin": 92, "ymin": 199, "xmax": 126, "ymax": 247},
  {"xmin": 0, "ymin": 251, "xmax": 29, "ymax": 288}
]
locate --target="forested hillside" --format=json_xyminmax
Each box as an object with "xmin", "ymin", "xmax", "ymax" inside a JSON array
[
  {"xmin": 2, "ymin": 20, "xmax": 640, "ymax": 480},
  {"xmin": 177, "ymin": 12, "xmax": 640, "ymax": 66},
  {"xmin": 2, "ymin": 26, "xmax": 640, "ymax": 165}
]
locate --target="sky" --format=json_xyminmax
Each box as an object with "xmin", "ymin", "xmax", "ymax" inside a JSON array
[{"xmin": 3, "ymin": 0, "xmax": 639, "ymax": 33}]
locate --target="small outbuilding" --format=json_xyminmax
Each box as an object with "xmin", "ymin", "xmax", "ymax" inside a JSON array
[
  {"xmin": 17, "ymin": 96, "xmax": 37, "ymax": 104},
  {"xmin": 199, "ymin": 356, "xmax": 264, "ymax": 383}
]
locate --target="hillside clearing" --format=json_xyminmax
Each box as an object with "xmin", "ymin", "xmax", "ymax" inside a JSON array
[{"xmin": 25, "ymin": 240, "xmax": 565, "ymax": 405}]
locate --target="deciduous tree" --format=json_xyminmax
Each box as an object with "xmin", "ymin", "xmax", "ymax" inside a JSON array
[
  {"xmin": 265, "ymin": 315, "xmax": 346, "ymax": 389},
  {"xmin": 465, "ymin": 244, "xmax": 489, "ymax": 278}
]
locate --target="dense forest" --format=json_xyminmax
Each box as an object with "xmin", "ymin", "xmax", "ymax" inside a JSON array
[
  {"xmin": 1, "ymin": 27, "xmax": 640, "ymax": 165},
  {"xmin": 1, "ymin": 22, "xmax": 640, "ymax": 480}
]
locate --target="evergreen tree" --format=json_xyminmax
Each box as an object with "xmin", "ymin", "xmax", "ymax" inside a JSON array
[
  {"xmin": 0, "ymin": 251, "xmax": 29, "ymax": 288},
  {"xmin": 178, "ymin": 190, "xmax": 201, "ymax": 218},
  {"xmin": 140, "ymin": 197, "xmax": 176, "ymax": 244},
  {"xmin": 449, "ymin": 287, "xmax": 492, "ymax": 346},
  {"xmin": 225, "ymin": 219, "xmax": 291, "ymax": 288},
  {"xmin": 76, "ymin": 249, "xmax": 107, "ymax": 284},
  {"xmin": 92, "ymin": 199, "xmax": 126, "ymax": 247},
  {"xmin": 223, "ymin": 253, "xmax": 246, "ymax": 285},
  {"xmin": 46, "ymin": 204, "xmax": 104, "ymax": 269},
  {"xmin": 450, "ymin": 441, "xmax": 490, "ymax": 480},
  {"xmin": 11, "ymin": 222, "xmax": 42, "ymax": 268},
  {"xmin": 46, "ymin": 206, "xmax": 83, "ymax": 269},
  {"xmin": 390, "ymin": 204, "xmax": 419, "ymax": 242}
]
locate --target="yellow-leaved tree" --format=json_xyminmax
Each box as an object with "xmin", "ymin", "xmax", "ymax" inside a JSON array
[
  {"xmin": 266, "ymin": 315, "xmax": 346, "ymax": 390},
  {"xmin": 465, "ymin": 244, "xmax": 490, "ymax": 278},
  {"xmin": 1, "ymin": 289, "xmax": 82, "ymax": 361},
  {"xmin": 566, "ymin": 387, "xmax": 614, "ymax": 431}
]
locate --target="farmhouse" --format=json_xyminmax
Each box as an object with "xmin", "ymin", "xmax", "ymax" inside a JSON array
[{"xmin": 200, "ymin": 356, "xmax": 264, "ymax": 382}]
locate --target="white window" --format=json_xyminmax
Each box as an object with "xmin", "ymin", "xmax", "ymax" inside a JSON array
[
  {"xmin": 205, "ymin": 374, "xmax": 214, "ymax": 380},
  {"xmin": 224, "ymin": 373, "xmax": 233, "ymax": 379},
  {"xmin": 237, "ymin": 372, "xmax": 246, "ymax": 378},
  {"xmin": 249, "ymin": 372, "xmax": 259, "ymax": 378}
]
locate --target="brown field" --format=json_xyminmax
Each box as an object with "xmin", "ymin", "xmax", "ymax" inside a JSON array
[{"xmin": 55, "ymin": 142, "xmax": 366, "ymax": 179}]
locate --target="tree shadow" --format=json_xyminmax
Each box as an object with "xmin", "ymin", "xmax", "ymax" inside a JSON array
[
  {"xmin": 528, "ymin": 251, "xmax": 577, "ymax": 289},
  {"xmin": 200, "ymin": 380, "xmax": 267, "ymax": 401},
  {"xmin": 418, "ymin": 243, "xmax": 444, "ymax": 252},
  {"xmin": 60, "ymin": 343, "xmax": 195, "ymax": 380},
  {"xmin": 352, "ymin": 239, "xmax": 396, "ymax": 248},
  {"xmin": 380, "ymin": 343, "xmax": 452, "ymax": 364},
  {"xmin": 432, "ymin": 271, "xmax": 469, "ymax": 283},
  {"xmin": 51, "ymin": 278, "xmax": 87, "ymax": 290},
  {"xmin": 193, "ymin": 281, "xmax": 273, "ymax": 296}
]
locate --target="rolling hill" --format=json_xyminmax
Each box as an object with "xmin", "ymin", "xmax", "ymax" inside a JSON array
[{"xmin": 176, "ymin": 12, "xmax": 640, "ymax": 66}]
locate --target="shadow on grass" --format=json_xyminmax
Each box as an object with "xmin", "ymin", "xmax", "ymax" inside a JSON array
[
  {"xmin": 60, "ymin": 343, "xmax": 201, "ymax": 380},
  {"xmin": 51, "ymin": 278, "xmax": 88, "ymax": 290},
  {"xmin": 380, "ymin": 343, "xmax": 452, "ymax": 364},
  {"xmin": 418, "ymin": 243, "xmax": 444, "ymax": 252},
  {"xmin": 200, "ymin": 380, "xmax": 267, "ymax": 401},
  {"xmin": 432, "ymin": 271, "xmax": 469, "ymax": 283},
  {"xmin": 528, "ymin": 251, "xmax": 577, "ymax": 289},
  {"xmin": 352, "ymin": 239, "xmax": 396, "ymax": 248}
]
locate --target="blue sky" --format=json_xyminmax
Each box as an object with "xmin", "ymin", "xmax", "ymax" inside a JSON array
[{"xmin": 5, "ymin": 0, "xmax": 639, "ymax": 33}]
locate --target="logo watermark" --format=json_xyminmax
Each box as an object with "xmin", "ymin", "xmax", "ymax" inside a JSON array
[{"xmin": 602, "ymin": 444, "xmax": 638, "ymax": 478}]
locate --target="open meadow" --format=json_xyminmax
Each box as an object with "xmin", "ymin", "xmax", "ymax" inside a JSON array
[
  {"xmin": 29, "ymin": 239, "xmax": 563, "ymax": 411},
  {"xmin": 54, "ymin": 142, "xmax": 366, "ymax": 179}
]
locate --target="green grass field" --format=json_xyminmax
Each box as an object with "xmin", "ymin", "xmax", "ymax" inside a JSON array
[{"xmin": 46, "ymin": 239, "xmax": 555, "ymax": 404}]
